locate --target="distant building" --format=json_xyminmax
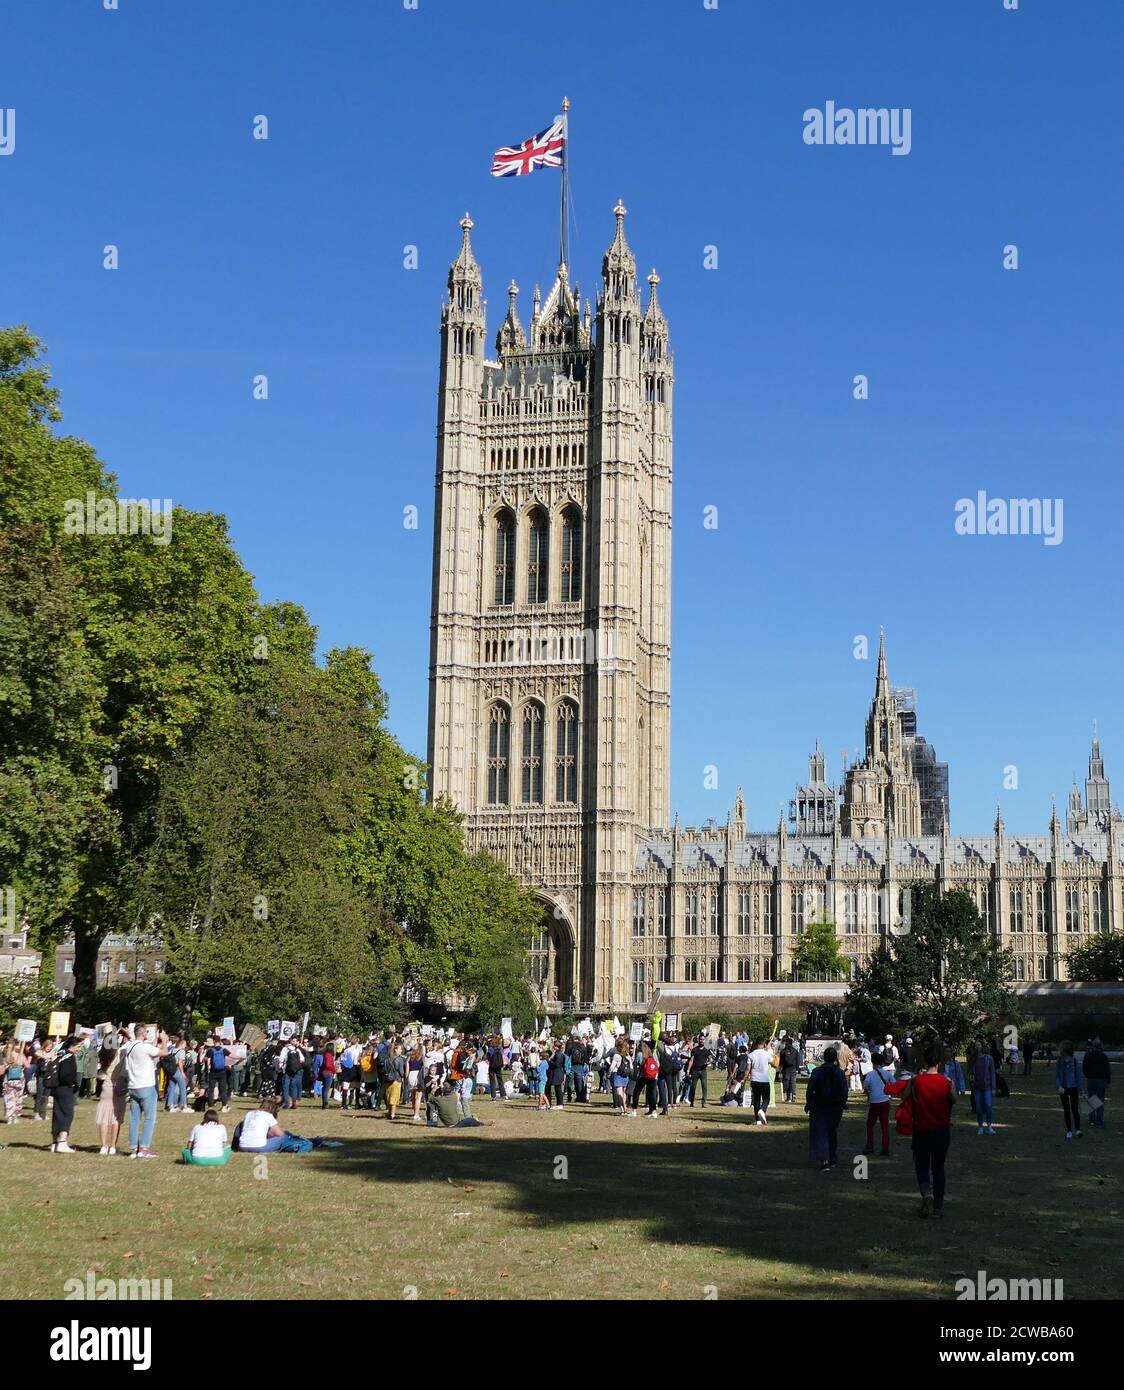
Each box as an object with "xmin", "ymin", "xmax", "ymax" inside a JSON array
[
  {"xmin": 0, "ymin": 920, "xmax": 42, "ymax": 980},
  {"xmin": 54, "ymin": 934, "xmax": 166, "ymax": 998}
]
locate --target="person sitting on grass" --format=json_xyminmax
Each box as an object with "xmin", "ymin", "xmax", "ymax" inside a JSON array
[
  {"xmin": 183, "ymin": 1108, "xmax": 231, "ymax": 1165},
  {"xmin": 432, "ymin": 1080, "xmax": 492, "ymax": 1129},
  {"xmin": 233, "ymin": 1096, "xmax": 326, "ymax": 1153}
]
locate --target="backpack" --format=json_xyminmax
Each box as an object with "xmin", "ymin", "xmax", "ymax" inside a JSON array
[
  {"xmin": 894, "ymin": 1082, "xmax": 915, "ymax": 1136},
  {"xmin": 377, "ymin": 1051, "xmax": 396, "ymax": 1082},
  {"xmin": 41, "ymin": 1055, "xmax": 61, "ymax": 1090},
  {"xmin": 359, "ymin": 1052, "xmax": 374, "ymax": 1074},
  {"xmin": 285, "ymin": 1047, "xmax": 304, "ymax": 1077},
  {"xmin": 643, "ymin": 1054, "xmax": 660, "ymax": 1080},
  {"xmin": 616, "ymin": 1056, "xmax": 633, "ymax": 1080},
  {"xmin": 782, "ymin": 1045, "xmax": 799, "ymax": 1070}
]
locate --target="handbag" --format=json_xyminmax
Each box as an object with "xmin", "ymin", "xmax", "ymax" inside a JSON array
[{"xmin": 894, "ymin": 1079, "xmax": 915, "ymax": 1136}]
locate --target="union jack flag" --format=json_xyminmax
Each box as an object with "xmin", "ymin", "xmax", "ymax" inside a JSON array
[{"xmin": 490, "ymin": 115, "xmax": 565, "ymax": 177}]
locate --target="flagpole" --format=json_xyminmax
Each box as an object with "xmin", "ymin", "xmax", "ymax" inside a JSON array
[{"xmin": 560, "ymin": 95, "xmax": 570, "ymax": 271}]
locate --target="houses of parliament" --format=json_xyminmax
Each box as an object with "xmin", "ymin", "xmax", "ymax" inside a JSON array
[{"xmin": 426, "ymin": 205, "xmax": 1120, "ymax": 1014}]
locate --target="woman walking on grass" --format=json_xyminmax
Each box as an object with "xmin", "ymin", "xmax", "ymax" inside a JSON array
[
  {"xmin": 887, "ymin": 1040, "xmax": 956, "ymax": 1219},
  {"xmin": 3, "ymin": 1039, "xmax": 28, "ymax": 1124},
  {"xmin": 95, "ymin": 1046, "xmax": 126, "ymax": 1154},
  {"xmin": 969, "ymin": 1038, "xmax": 997, "ymax": 1136},
  {"xmin": 1055, "ymin": 1040, "xmax": 1085, "ymax": 1140}
]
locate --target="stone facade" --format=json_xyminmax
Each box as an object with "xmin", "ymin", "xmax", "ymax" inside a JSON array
[{"xmin": 427, "ymin": 208, "xmax": 1119, "ymax": 1014}]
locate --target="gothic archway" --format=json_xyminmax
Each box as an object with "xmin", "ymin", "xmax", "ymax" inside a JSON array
[{"xmin": 528, "ymin": 898, "xmax": 575, "ymax": 1007}]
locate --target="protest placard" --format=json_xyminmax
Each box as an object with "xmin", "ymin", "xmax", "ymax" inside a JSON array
[{"xmin": 48, "ymin": 1010, "xmax": 70, "ymax": 1037}]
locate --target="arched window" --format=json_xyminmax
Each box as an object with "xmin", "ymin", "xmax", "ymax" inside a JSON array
[
  {"xmin": 486, "ymin": 704, "xmax": 510, "ymax": 804},
  {"xmin": 520, "ymin": 702, "xmax": 544, "ymax": 804},
  {"xmin": 526, "ymin": 507, "xmax": 549, "ymax": 604},
  {"xmin": 560, "ymin": 505, "xmax": 582, "ymax": 602},
  {"xmin": 555, "ymin": 701, "xmax": 578, "ymax": 803},
  {"xmin": 493, "ymin": 511, "xmax": 515, "ymax": 606}
]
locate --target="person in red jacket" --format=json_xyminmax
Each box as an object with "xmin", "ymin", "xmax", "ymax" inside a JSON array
[{"xmin": 887, "ymin": 1040, "xmax": 956, "ymax": 1219}]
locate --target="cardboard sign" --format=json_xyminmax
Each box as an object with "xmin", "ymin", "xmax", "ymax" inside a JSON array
[
  {"xmin": 663, "ymin": 1013, "xmax": 679, "ymax": 1033},
  {"xmin": 300, "ymin": 1011, "xmax": 310, "ymax": 1037},
  {"xmin": 279, "ymin": 1020, "xmax": 297, "ymax": 1041},
  {"xmin": 14, "ymin": 1018, "xmax": 36, "ymax": 1042},
  {"xmin": 707, "ymin": 1022, "xmax": 721, "ymax": 1042},
  {"xmin": 220, "ymin": 1016, "xmax": 236, "ymax": 1041},
  {"xmin": 240, "ymin": 1024, "xmax": 265, "ymax": 1048},
  {"xmin": 629, "ymin": 1022, "xmax": 644, "ymax": 1043},
  {"xmin": 265, "ymin": 1020, "xmax": 280, "ymax": 1037},
  {"xmin": 500, "ymin": 1016, "xmax": 513, "ymax": 1042},
  {"xmin": 48, "ymin": 1010, "xmax": 70, "ymax": 1038}
]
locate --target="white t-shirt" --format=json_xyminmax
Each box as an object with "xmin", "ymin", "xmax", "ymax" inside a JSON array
[
  {"xmin": 124, "ymin": 1040, "xmax": 160, "ymax": 1090},
  {"xmin": 240, "ymin": 1110, "xmax": 276, "ymax": 1151},
  {"xmin": 749, "ymin": 1048, "xmax": 775, "ymax": 1084},
  {"xmin": 863, "ymin": 1066, "xmax": 894, "ymax": 1105},
  {"xmin": 189, "ymin": 1122, "xmax": 228, "ymax": 1158}
]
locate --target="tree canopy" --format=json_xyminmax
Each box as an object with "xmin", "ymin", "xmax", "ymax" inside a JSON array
[{"xmin": 1, "ymin": 327, "xmax": 539, "ymax": 1031}]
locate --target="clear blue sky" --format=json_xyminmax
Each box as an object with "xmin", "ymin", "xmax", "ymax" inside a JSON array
[{"xmin": 3, "ymin": 0, "xmax": 1121, "ymax": 835}]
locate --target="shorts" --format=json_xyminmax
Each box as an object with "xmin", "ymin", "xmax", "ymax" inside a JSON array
[
  {"xmin": 384, "ymin": 1081, "xmax": 402, "ymax": 1106},
  {"xmin": 612, "ymin": 1075, "xmax": 629, "ymax": 1091}
]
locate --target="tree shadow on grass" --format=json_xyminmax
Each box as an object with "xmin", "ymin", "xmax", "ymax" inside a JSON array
[{"xmin": 307, "ymin": 1100, "xmax": 1119, "ymax": 1299}]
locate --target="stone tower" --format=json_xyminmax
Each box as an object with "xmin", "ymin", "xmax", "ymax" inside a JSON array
[
  {"xmin": 426, "ymin": 204, "xmax": 673, "ymax": 1012},
  {"xmin": 840, "ymin": 631, "xmax": 923, "ymax": 838}
]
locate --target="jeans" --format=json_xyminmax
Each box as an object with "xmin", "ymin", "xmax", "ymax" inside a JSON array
[
  {"xmin": 128, "ymin": 1086, "xmax": 157, "ymax": 1150},
  {"xmin": 781, "ymin": 1067, "xmax": 798, "ymax": 1102},
  {"xmin": 973, "ymin": 1086, "xmax": 993, "ymax": 1127},
  {"xmin": 688, "ymin": 1070, "xmax": 708, "ymax": 1105},
  {"xmin": 459, "ymin": 1077, "xmax": 475, "ymax": 1118},
  {"xmin": 1086, "ymin": 1079, "xmax": 1107, "ymax": 1126},
  {"xmin": 320, "ymin": 1073, "xmax": 335, "ymax": 1108},
  {"xmin": 229, "ymin": 1064, "xmax": 246, "ymax": 1096},
  {"xmin": 1059, "ymin": 1087, "xmax": 1081, "ymax": 1133},
  {"xmin": 488, "ymin": 1069, "xmax": 505, "ymax": 1100},
  {"xmin": 282, "ymin": 1072, "xmax": 302, "ymax": 1105},
  {"xmin": 912, "ymin": 1127, "xmax": 950, "ymax": 1205},
  {"xmin": 571, "ymin": 1065, "xmax": 588, "ymax": 1102},
  {"xmin": 165, "ymin": 1071, "xmax": 188, "ymax": 1109}
]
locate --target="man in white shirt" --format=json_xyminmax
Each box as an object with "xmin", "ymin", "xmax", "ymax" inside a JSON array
[
  {"xmin": 882, "ymin": 1035, "xmax": 899, "ymax": 1075},
  {"xmin": 123, "ymin": 1025, "xmax": 169, "ymax": 1159},
  {"xmin": 748, "ymin": 1041, "xmax": 777, "ymax": 1125}
]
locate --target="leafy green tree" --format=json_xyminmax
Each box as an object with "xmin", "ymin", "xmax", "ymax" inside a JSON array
[
  {"xmin": 846, "ymin": 884, "xmax": 1019, "ymax": 1048},
  {"xmin": 1065, "ymin": 932, "xmax": 1124, "ymax": 983},
  {"xmin": 791, "ymin": 918, "xmax": 851, "ymax": 982}
]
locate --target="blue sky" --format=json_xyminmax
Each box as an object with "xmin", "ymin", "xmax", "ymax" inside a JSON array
[{"xmin": 2, "ymin": 0, "xmax": 1121, "ymax": 835}]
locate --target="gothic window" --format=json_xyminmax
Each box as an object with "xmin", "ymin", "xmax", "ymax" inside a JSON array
[
  {"xmin": 709, "ymin": 958, "xmax": 723, "ymax": 982},
  {"xmin": 493, "ymin": 511, "xmax": 515, "ymax": 606},
  {"xmin": 791, "ymin": 890, "xmax": 804, "ymax": 934},
  {"xmin": 1065, "ymin": 886, "xmax": 1081, "ymax": 932},
  {"xmin": 486, "ymin": 703, "xmax": 510, "ymax": 805},
  {"xmin": 844, "ymin": 889, "xmax": 858, "ymax": 933},
  {"xmin": 520, "ymin": 702, "xmax": 544, "ymax": 804},
  {"xmin": 1035, "ymin": 885, "xmax": 1049, "ymax": 931},
  {"xmin": 526, "ymin": 507, "xmax": 549, "ymax": 604},
  {"xmin": 1009, "ymin": 886, "xmax": 1025, "ymax": 932},
  {"xmin": 656, "ymin": 888, "xmax": 669, "ymax": 936},
  {"xmin": 656, "ymin": 957, "xmax": 669, "ymax": 983},
  {"xmin": 560, "ymin": 506, "xmax": 582, "ymax": 603},
  {"xmin": 683, "ymin": 959, "xmax": 699, "ymax": 983},
  {"xmin": 631, "ymin": 960, "xmax": 646, "ymax": 1005},
  {"xmin": 1092, "ymin": 882, "xmax": 1105, "ymax": 932},
  {"xmin": 762, "ymin": 958, "xmax": 774, "ymax": 981},
  {"xmin": 709, "ymin": 889, "xmax": 721, "ymax": 935},
  {"xmin": 737, "ymin": 890, "xmax": 751, "ymax": 935},
  {"xmin": 737, "ymin": 958, "xmax": 752, "ymax": 981},
  {"xmin": 554, "ymin": 701, "xmax": 578, "ymax": 803},
  {"xmin": 632, "ymin": 889, "xmax": 646, "ymax": 937},
  {"xmin": 761, "ymin": 889, "xmax": 774, "ymax": 936},
  {"xmin": 684, "ymin": 891, "xmax": 699, "ymax": 937}
]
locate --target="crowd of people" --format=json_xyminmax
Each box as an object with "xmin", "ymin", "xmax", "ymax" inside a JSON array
[{"xmin": 1, "ymin": 1019, "xmax": 1112, "ymax": 1211}]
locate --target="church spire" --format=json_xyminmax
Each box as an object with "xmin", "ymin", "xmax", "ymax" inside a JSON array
[{"xmin": 875, "ymin": 626, "xmax": 888, "ymax": 696}]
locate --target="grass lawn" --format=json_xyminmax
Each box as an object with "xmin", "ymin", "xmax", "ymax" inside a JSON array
[{"xmin": 2, "ymin": 1070, "xmax": 1120, "ymax": 1300}]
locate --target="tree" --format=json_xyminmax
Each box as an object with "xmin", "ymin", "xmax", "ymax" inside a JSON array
[
  {"xmin": 846, "ymin": 885, "xmax": 1020, "ymax": 1048},
  {"xmin": 791, "ymin": 918, "xmax": 851, "ymax": 982},
  {"xmin": 1065, "ymin": 932, "xmax": 1124, "ymax": 983}
]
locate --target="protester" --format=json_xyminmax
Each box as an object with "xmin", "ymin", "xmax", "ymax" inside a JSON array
[
  {"xmin": 887, "ymin": 1040, "xmax": 956, "ymax": 1218},
  {"xmin": 969, "ymin": 1039, "xmax": 997, "ymax": 1136},
  {"xmin": 1055, "ymin": 1040, "xmax": 1085, "ymax": 1140},
  {"xmin": 749, "ymin": 1039, "xmax": 777, "ymax": 1125},
  {"xmin": 432, "ymin": 1080, "xmax": 490, "ymax": 1128},
  {"xmin": 280, "ymin": 1037, "xmax": 305, "ymax": 1109},
  {"xmin": 320, "ymin": 1044, "xmax": 338, "ymax": 1110},
  {"xmin": 779, "ymin": 1036, "xmax": 800, "ymax": 1103},
  {"xmin": 861, "ymin": 1047, "xmax": 894, "ymax": 1157},
  {"xmin": 184, "ymin": 1108, "xmax": 231, "ymax": 1165},
  {"xmin": 1082, "ymin": 1038, "xmax": 1110, "ymax": 1129},
  {"xmin": 122, "ymin": 1026, "xmax": 169, "ymax": 1159},
  {"xmin": 1022, "ymin": 1036, "xmax": 1035, "ymax": 1076},
  {"xmin": 805, "ymin": 1046, "xmax": 848, "ymax": 1170},
  {"xmin": 95, "ymin": 1046, "xmax": 127, "ymax": 1154},
  {"xmin": 3, "ymin": 1039, "xmax": 28, "ymax": 1124},
  {"xmin": 687, "ymin": 1033, "xmax": 710, "ymax": 1107}
]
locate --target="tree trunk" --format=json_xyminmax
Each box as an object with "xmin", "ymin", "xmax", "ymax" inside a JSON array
[{"xmin": 71, "ymin": 922, "xmax": 103, "ymax": 1009}]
